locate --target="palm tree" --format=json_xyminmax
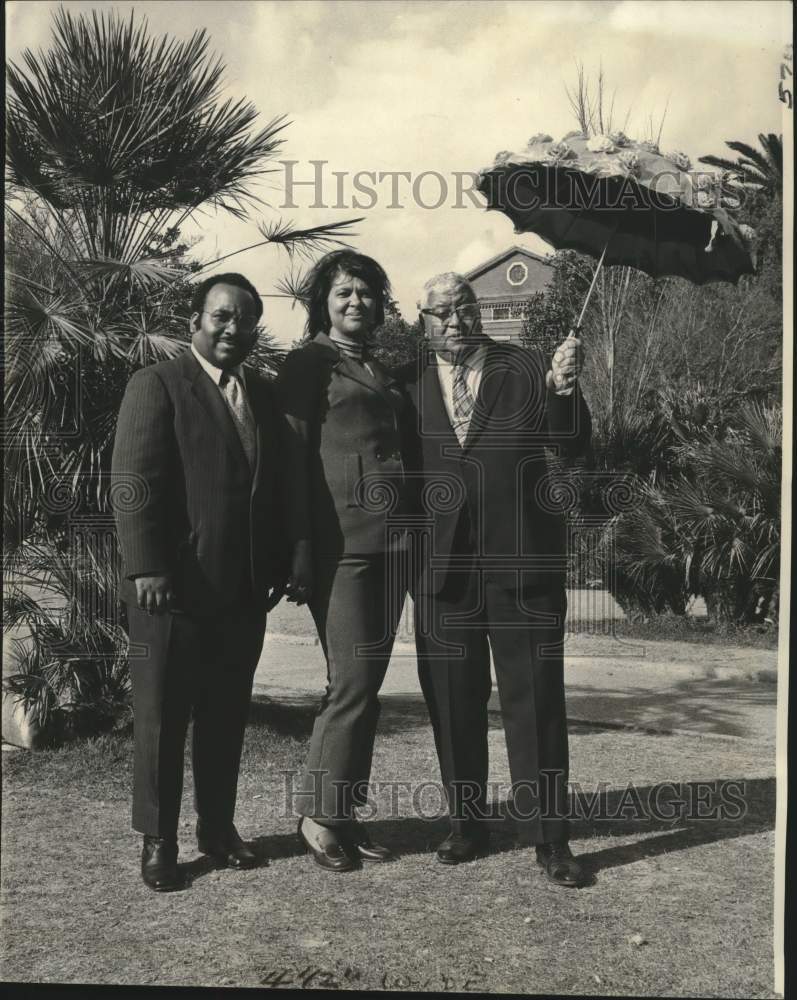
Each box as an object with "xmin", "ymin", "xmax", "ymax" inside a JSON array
[
  {"xmin": 4, "ymin": 8, "xmax": 360, "ymax": 735},
  {"xmin": 600, "ymin": 401, "xmax": 781, "ymax": 624},
  {"xmin": 699, "ymin": 133, "xmax": 783, "ymax": 198},
  {"xmin": 5, "ymin": 7, "xmax": 358, "ymax": 533},
  {"xmin": 668, "ymin": 400, "xmax": 781, "ymax": 623}
]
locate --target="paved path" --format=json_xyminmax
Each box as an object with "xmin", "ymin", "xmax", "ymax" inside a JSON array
[{"xmin": 254, "ymin": 626, "xmax": 780, "ymax": 745}]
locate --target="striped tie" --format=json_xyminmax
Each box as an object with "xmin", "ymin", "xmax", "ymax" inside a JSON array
[
  {"xmin": 220, "ymin": 371, "xmax": 257, "ymax": 470},
  {"xmin": 451, "ymin": 361, "xmax": 474, "ymax": 446}
]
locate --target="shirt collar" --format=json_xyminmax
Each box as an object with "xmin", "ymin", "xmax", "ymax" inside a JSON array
[
  {"xmin": 435, "ymin": 343, "xmax": 488, "ymax": 370},
  {"xmin": 191, "ymin": 343, "xmax": 244, "ymax": 386}
]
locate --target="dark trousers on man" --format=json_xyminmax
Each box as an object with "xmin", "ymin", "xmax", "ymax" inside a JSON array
[
  {"xmin": 415, "ymin": 566, "xmax": 569, "ymax": 846},
  {"xmin": 127, "ymin": 601, "xmax": 267, "ymax": 837}
]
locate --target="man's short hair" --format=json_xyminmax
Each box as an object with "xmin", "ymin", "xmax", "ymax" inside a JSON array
[
  {"xmin": 420, "ymin": 272, "xmax": 477, "ymax": 306},
  {"xmin": 190, "ymin": 273, "xmax": 264, "ymax": 320}
]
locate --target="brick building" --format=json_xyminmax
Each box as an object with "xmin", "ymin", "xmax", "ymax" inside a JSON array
[{"xmin": 465, "ymin": 245, "xmax": 553, "ymax": 342}]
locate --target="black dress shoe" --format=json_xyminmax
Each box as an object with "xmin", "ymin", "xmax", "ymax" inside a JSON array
[
  {"xmin": 436, "ymin": 830, "xmax": 490, "ymax": 865},
  {"xmin": 141, "ymin": 835, "xmax": 185, "ymax": 892},
  {"xmin": 342, "ymin": 821, "xmax": 395, "ymax": 863},
  {"xmin": 196, "ymin": 822, "xmax": 258, "ymax": 869},
  {"xmin": 535, "ymin": 842, "xmax": 586, "ymax": 887},
  {"xmin": 297, "ymin": 818, "xmax": 355, "ymax": 873}
]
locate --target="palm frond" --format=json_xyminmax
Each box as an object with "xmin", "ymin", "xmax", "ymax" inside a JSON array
[
  {"xmin": 72, "ymin": 255, "xmax": 184, "ymax": 289},
  {"xmin": 275, "ymin": 268, "xmax": 309, "ymax": 307},
  {"xmin": 699, "ymin": 133, "xmax": 782, "ymax": 197},
  {"xmin": 7, "ymin": 8, "xmax": 290, "ymax": 260},
  {"xmin": 255, "ymin": 217, "xmax": 364, "ymax": 260}
]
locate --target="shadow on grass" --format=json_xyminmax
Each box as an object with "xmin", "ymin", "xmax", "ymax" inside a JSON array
[
  {"xmin": 177, "ymin": 773, "xmax": 774, "ymax": 888},
  {"xmin": 248, "ymin": 693, "xmax": 616, "ymax": 740},
  {"xmin": 249, "ymin": 682, "xmax": 774, "ymax": 742},
  {"xmin": 565, "ymin": 676, "xmax": 777, "ymax": 739},
  {"xmin": 248, "ymin": 692, "xmax": 654, "ymax": 740}
]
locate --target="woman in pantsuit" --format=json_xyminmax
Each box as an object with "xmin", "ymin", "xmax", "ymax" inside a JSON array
[{"xmin": 276, "ymin": 250, "xmax": 408, "ymax": 872}]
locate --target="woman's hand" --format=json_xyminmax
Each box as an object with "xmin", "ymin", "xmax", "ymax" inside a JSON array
[{"xmin": 285, "ymin": 539, "xmax": 313, "ymax": 606}]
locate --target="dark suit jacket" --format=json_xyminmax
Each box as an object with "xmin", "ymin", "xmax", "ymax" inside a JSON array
[
  {"xmin": 398, "ymin": 341, "xmax": 592, "ymax": 593},
  {"xmin": 275, "ymin": 332, "xmax": 409, "ymax": 557},
  {"xmin": 111, "ymin": 349, "xmax": 287, "ymax": 613}
]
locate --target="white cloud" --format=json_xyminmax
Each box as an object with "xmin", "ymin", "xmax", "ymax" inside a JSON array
[{"xmin": 608, "ymin": 0, "xmax": 789, "ymax": 47}]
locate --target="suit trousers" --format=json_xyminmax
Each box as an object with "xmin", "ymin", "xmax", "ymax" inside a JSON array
[
  {"xmin": 295, "ymin": 552, "xmax": 406, "ymax": 824},
  {"xmin": 415, "ymin": 567, "xmax": 569, "ymax": 846},
  {"xmin": 127, "ymin": 600, "xmax": 267, "ymax": 837}
]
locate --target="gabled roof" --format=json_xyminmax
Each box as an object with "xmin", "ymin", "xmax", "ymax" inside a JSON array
[{"xmin": 465, "ymin": 245, "xmax": 553, "ymax": 281}]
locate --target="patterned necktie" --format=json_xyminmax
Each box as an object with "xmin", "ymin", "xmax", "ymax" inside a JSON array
[
  {"xmin": 220, "ymin": 371, "xmax": 257, "ymax": 470},
  {"xmin": 451, "ymin": 361, "xmax": 474, "ymax": 446}
]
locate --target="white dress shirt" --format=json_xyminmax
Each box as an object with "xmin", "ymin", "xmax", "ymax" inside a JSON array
[
  {"xmin": 434, "ymin": 345, "xmax": 488, "ymax": 432},
  {"xmin": 191, "ymin": 343, "xmax": 246, "ymax": 390},
  {"xmin": 191, "ymin": 344, "xmax": 257, "ymax": 468}
]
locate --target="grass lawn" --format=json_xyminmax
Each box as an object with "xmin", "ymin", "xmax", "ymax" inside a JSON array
[{"xmin": 1, "ymin": 692, "xmax": 778, "ymax": 997}]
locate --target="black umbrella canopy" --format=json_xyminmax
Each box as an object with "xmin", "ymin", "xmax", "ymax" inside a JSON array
[{"xmin": 477, "ymin": 132, "xmax": 757, "ymax": 286}]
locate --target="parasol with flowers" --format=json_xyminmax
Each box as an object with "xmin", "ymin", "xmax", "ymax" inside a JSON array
[{"xmin": 477, "ymin": 130, "xmax": 758, "ymax": 332}]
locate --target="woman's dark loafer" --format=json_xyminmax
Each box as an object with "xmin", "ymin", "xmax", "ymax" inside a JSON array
[{"xmin": 298, "ymin": 818, "xmax": 356, "ymax": 873}]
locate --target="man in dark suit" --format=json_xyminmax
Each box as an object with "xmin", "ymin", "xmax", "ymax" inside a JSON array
[
  {"xmin": 399, "ymin": 272, "xmax": 591, "ymax": 886},
  {"xmin": 111, "ymin": 272, "xmax": 287, "ymax": 891}
]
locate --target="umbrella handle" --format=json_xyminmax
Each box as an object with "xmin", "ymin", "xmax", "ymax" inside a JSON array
[
  {"xmin": 574, "ymin": 228, "xmax": 616, "ymax": 334},
  {"xmin": 557, "ymin": 231, "xmax": 614, "ymax": 390}
]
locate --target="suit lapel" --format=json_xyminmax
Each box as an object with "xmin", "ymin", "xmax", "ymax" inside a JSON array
[
  {"xmin": 242, "ymin": 367, "xmax": 269, "ymax": 492},
  {"xmin": 179, "ymin": 351, "xmax": 249, "ymax": 468},
  {"xmin": 420, "ymin": 354, "xmax": 461, "ymax": 447},
  {"xmin": 366, "ymin": 357, "xmax": 404, "ymax": 407},
  {"xmin": 462, "ymin": 343, "xmax": 509, "ymax": 450},
  {"xmin": 314, "ymin": 332, "xmax": 397, "ymax": 406}
]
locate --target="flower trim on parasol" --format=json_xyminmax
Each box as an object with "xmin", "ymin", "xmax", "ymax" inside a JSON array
[
  {"xmin": 586, "ymin": 134, "xmax": 616, "ymax": 154},
  {"xmin": 476, "ymin": 127, "xmax": 758, "ymax": 287},
  {"xmin": 737, "ymin": 224, "xmax": 758, "ymax": 251},
  {"xmin": 618, "ymin": 150, "xmax": 642, "ymax": 176},
  {"xmin": 481, "ymin": 132, "xmax": 749, "ymax": 215},
  {"xmin": 541, "ymin": 140, "xmax": 578, "ymax": 162},
  {"xmin": 666, "ymin": 150, "xmax": 692, "ymax": 171}
]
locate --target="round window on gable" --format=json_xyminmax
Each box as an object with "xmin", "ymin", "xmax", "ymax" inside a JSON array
[{"xmin": 507, "ymin": 261, "xmax": 528, "ymax": 286}]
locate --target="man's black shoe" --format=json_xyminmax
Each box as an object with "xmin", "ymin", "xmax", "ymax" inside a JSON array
[
  {"xmin": 436, "ymin": 830, "xmax": 490, "ymax": 865},
  {"xmin": 342, "ymin": 821, "xmax": 395, "ymax": 863},
  {"xmin": 141, "ymin": 835, "xmax": 185, "ymax": 891},
  {"xmin": 535, "ymin": 842, "xmax": 586, "ymax": 887},
  {"xmin": 297, "ymin": 818, "xmax": 356, "ymax": 872},
  {"xmin": 197, "ymin": 822, "xmax": 258, "ymax": 869}
]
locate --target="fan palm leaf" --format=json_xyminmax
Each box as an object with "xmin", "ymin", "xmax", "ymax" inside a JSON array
[
  {"xmin": 7, "ymin": 8, "xmax": 289, "ymax": 260},
  {"xmin": 699, "ymin": 133, "xmax": 782, "ymax": 197}
]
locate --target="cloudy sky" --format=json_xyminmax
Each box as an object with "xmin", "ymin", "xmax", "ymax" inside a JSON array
[{"xmin": 7, "ymin": 0, "xmax": 791, "ymax": 344}]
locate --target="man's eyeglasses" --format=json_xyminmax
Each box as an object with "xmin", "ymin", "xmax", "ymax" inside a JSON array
[
  {"xmin": 419, "ymin": 304, "xmax": 481, "ymax": 328},
  {"xmin": 202, "ymin": 310, "xmax": 259, "ymax": 333}
]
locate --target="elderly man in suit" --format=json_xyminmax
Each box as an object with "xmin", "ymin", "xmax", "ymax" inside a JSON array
[
  {"xmin": 112, "ymin": 272, "xmax": 287, "ymax": 891},
  {"xmin": 400, "ymin": 272, "xmax": 591, "ymax": 887}
]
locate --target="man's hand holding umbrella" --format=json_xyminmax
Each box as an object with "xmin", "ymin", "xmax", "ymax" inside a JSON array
[{"xmin": 546, "ymin": 333, "xmax": 584, "ymax": 395}]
